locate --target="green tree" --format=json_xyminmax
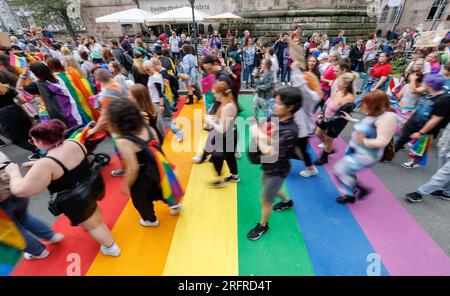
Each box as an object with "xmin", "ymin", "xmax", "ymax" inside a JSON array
[{"xmin": 11, "ymin": 0, "xmax": 76, "ymax": 37}]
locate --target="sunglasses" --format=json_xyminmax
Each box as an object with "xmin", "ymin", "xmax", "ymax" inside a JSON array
[{"xmin": 0, "ymin": 161, "xmax": 11, "ymax": 170}]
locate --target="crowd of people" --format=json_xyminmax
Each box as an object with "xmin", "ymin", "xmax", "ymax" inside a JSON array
[{"xmin": 0, "ymin": 24, "xmax": 449, "ymax": 261}]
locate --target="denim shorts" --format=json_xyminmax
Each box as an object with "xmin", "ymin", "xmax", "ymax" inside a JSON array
[{"xmin": 262, "ymin": 174, "xmax": 286, "ymax": 204}]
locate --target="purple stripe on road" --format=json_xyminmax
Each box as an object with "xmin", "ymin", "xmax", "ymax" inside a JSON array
[{"xmin": 310, "ymin": 136, "xmax": 450, "ymax": 275}]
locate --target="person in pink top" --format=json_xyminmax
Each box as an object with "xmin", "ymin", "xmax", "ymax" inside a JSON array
[
  {"xmin": 426, "ymin": 52, "xmax": 441, "ymax": 74},
  {"xmin": 314, "ymin": 72, "xmax": 358, "ymax": 165}
]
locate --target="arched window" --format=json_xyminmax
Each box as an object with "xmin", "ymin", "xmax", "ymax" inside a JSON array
[
  {"xmin": 427, "ymin": 0, "xmax": 448, "ymax": 20},
  {"xmin": 380, "ymin": 5, "xmax": 390, "ymax": 23},
  {"xmin": 390, "ymin": 6, "xmax": 399, "ymax": 23}
]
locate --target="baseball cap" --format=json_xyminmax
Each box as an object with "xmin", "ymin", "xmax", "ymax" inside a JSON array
[
  {"xmin": 318, "ymin": 52, "xmax": 329, "ymax": 60},
  {"xmin": 424, "ymin": 74, "xmax": 446, "ymax": 91},
  {"xmin": 153, "ymin": 43, "xmax": 162, "ymax": 55},
  {"xmin": 90, "ymin": 52, "xmax": 103, "ymax": 60}
]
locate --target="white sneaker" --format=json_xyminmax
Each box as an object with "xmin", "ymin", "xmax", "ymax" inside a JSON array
[
  {"xmin": 318, "ymin": 143, "xmax": 325, "ymax": 149},
  {"xmin": 192, "ymin": 155, "xmax": 204, "ymax": 163},
  {"xmin": 176, "ymin": 132, "xmax": 184, "ymax": 143},
  {"xmin": 111, "ymin": 169, "xmax": 126, "ymax": 177},
  {"xmin": 300, "ymin": 167, "xmax": 319, "ymax": 178},
  {"xmin": 24, "ymin": 249, "xmax": 50, "ymax": 260},
  {"xmin": 139, "ymin": 218, "xmax": 160, "ymax": 227},
  {"xmin": 47, "ymin": 233, "xmax": 64, "ymax": 245},
  {"xmin": 402, "ymin": 161, "xmax": 422, "ymax": 169},
  {"xmin": 100, "ymin": 242, "xmax": 121, "ymax": 257},
  {"xmin": 281, "ymin": 82, "xmax": 286, "ymax": 86},
  {"xmin": 235, "ymin": 151, "xmax": 242, "ymax": 159},
  {"xmin": 169, "ymin": 204, "xmax": 184, "ymax": 216}
]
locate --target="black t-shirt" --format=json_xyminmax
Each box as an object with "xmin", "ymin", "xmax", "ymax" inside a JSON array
[
  {"xmin": 23, "ymin": 82, "xmax": 40, "ymax": 95},
  {"xmin": 429, "ymin": 93, "xmax": 450, "ymax": 137},
  {"xmin": 0, "ymin": 88, "xmax": 18, "ymax": 108},
  {"xmin": 262, "ymin": 118, "xmax": 299, "ymax": 177}
]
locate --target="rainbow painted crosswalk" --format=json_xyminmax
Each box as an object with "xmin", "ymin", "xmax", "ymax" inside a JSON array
[{"xmin": 10, "ymin": 96, "xmax": 450, "ymax": 276}]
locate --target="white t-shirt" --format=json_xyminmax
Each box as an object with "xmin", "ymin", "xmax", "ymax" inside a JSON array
[
  {"xmin": 322, "ymin": 40, "xmax": 330, "ymax": 53},
  {"xmin": 270, "ymin": 56, "xmax": 279, "ymax": 83},
  {"xmin": 147, "ymin": 73, "xmax": 164, "ymax": 104},
  {"xmin": 90, "ymin": 43, "xmax": 103, "ymax": 54},
  {"xmin": 169, "ymin": 36, "xmax": 180, "ymax": 53}
]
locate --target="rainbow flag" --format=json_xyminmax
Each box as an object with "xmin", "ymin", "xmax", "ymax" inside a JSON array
[
  {"xmin": 408, "ymin": 134, "xmax": 433, "ymax": 166},
  {"xmin": 56, "ymin": 68, "xmax": 96, "ymax": 125},
  {"xmin": 69, "ymin": 124, "xmax": 92, "ymax": 144},
  {"xmin": 9, "ymin": 54, "xmax": 26, "ymax": 69},
  {"xmin": 150, "ymin": 146, "xmax": 183, "ymax": 207},
  {"xmin": 25, "ymin": 54, "xmax": 38, "ymax": 63},
  {"xmin": 0, "ymin": 209, "xmax": 25, "ymax": 276},
  {"xmin": 38, "ymin": 102, "xmax": 50, "ymax": 122}
]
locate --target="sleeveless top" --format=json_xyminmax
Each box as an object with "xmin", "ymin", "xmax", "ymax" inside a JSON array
[
  {"xmin": 349, "ymin": 113, "xmax": 390, "ymax": 160},
  {"xmin": 122, "ymin": 126, "xmax": 160, "ymax": 183},
  {"xmin": 324, "ymin": 98, "xmax": 341, "ymax": 118},
  {"xmin": 46, "ymin": 140, "xmax": 91, "ymax": 194}
]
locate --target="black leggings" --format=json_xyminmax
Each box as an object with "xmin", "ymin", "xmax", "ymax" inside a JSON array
[
  {"xmin": 296, "ymin": 137, "xmax": 313, "ymax": 167},
  {"xmin": 210, "ymin": 129, "xmax": 238, "ymax": 177},
  {"xmin": 130, "ymin": 172, "xmax": 162, "ymax": 222},
  {"xmin": 211, "ymin": 153, "xmax": 238, "ymax": 177}
]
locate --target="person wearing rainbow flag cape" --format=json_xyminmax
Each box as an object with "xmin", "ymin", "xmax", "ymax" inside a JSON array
[{"xmin": 107, "ymin": 99, "xmax": 183, "ymax": 227}]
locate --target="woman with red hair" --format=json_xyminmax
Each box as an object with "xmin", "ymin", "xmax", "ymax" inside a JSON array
[
  {"xmin": 204, "ymin": 81, "xmax": 239, "ymax": 188},
  {"xmin": 334, "ymin": 90, "xmax": 397, "ymax": 204},
  {"xmin": 5, "ymin": 119, "xmax": 120, "ymax": 258}
]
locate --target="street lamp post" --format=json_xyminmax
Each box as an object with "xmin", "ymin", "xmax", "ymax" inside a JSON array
[{"xmin": 188, "ymin": 0, "xmax": 198, "ymax": 56}]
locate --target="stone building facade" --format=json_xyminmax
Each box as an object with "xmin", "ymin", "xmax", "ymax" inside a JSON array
[
  {"xmin": 81, "ymin": 0, "xmax": 378, "ymax": 42},
  {"xmin": 81, "ymin": 0, "xmax": 140, "ymax": 41},
  {"xmin": 0, "ymin": 0, "xmax": 26, "ymax": 31},
  {"xmin": 377, "ymin": 0, "xmax": 450, "ymax": 36}
]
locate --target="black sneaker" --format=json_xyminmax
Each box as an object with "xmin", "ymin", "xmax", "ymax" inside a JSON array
[
  {"xmin": 210, "ymin": 180, "xmax": 226, "ymax": 188},
  {"xmin": 313, "ymin": 153, "xmax": 328, "ymax": 166},
  {"xmin": 224, "ymin": 175, "xmax": 240, "ymax": 183},
  {"xmin": 247, "ymin": 223, "xmax": 269, "ymax": 241},
  {"xmin": 336, "ymin": 196, "xmax": 356, "ymax": 204},
  {"xmin": 356, "ymin": 185, "xmax": 371, "ymax": 200},
  {"xmin": 406, "ymin": 192, "xmax": 424, "ymax": 203},
  {"xmin": 431, "ymin": 190, "xmax": 450, "ymax": 201},
  {"xmin": 273, "ymin": 200, "xmax": 294, "ymax": 212}
]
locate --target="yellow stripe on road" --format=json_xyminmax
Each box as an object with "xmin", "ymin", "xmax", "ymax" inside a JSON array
[
  {"xmin": 163, "ymin": 131, "xmax": 239, "ymax": 276},
  {"xmin": 86, "ymin": 102, "xmax": 202, "ymax": 276}
]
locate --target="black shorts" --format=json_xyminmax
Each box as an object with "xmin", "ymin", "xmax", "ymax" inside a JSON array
[
  {"xmin": 325, "ymin": 124, "xmax": 347, "ymax": 139},
  {"xmin": 58, "ymin": 194, "xmax": 98, "ymax": 226}
]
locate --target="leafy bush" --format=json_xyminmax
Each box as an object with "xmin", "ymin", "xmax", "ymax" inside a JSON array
[{"xmin": 391, "ymin": 56, "xmax": 408, "ymax": 76}]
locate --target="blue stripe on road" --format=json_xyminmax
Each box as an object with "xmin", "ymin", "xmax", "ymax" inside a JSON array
[
  {"xmin": 284, "ymin": 145, "xmax": 389, "ymax": 276},
  {"xmin": 0, "ymin": 263, "xmax": 13, "ymax": 276}
]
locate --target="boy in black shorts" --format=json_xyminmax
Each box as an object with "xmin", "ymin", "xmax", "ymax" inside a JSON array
[{"xmin": 247, "ymin": 87, "xmax": 303, "ymax": 240}]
